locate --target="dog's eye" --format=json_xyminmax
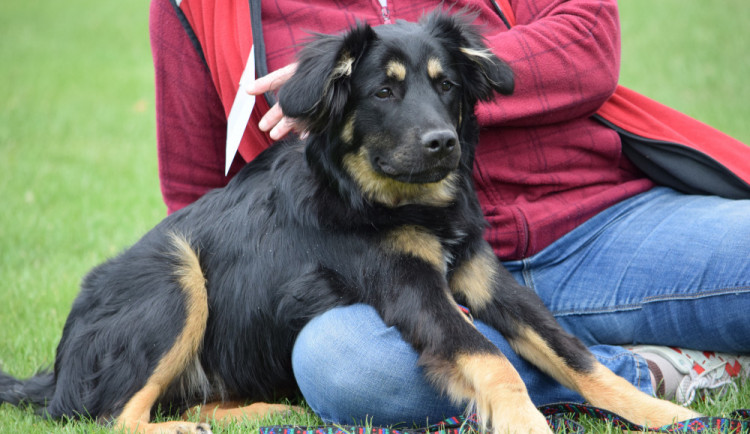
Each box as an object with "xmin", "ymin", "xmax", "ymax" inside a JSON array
[
  {"xmin": 440, "ymin": 81, "xmax": 454, "ymax": 92},
  {"xmin": 375, "ymin": 88, "xmax": 393, "ymax": 99}
]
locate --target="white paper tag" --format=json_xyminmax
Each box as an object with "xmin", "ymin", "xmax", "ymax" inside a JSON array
[{"xmin": 225, "ymin": 45, "xmax": 256, "ymax": 175}]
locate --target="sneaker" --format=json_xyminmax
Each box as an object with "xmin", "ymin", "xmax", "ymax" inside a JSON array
[{"xmin": 629, "ymin": 345, "xmax": 750, "ymax": 405}]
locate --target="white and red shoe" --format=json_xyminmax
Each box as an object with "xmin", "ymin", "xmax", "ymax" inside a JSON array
[{"xmin": 629, "ymin": 345, "xmax": 750, "ymax": 405}]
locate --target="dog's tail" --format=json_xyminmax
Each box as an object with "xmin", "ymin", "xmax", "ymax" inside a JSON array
[{"xmin": 0, "ymin": 368, "xmax": 56, "ymax": 410}]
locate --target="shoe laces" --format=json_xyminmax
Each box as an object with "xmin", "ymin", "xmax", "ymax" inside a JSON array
[{"xmin": 676, "ymin": 359, "xmax": 738, "ymax": 405}]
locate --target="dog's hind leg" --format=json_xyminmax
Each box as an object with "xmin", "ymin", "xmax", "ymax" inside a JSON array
[
  {"xmin": 450, "ymin": 240, "xmax": 701, "ymax": 429},
  {"xmin": 183, "ymin": 401, "xmax": 302, "ymax": 425},
  {"xmin": 115, "ymin": 234, "xmax": 211, "ymax": 434}
]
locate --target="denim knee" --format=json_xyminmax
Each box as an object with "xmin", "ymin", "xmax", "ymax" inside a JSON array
[{"xmin": 291, "ymin": 304, "xmax": 461, "ymax": 425}]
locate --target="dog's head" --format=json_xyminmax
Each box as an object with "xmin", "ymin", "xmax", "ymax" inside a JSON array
[{"xmin": 279, "ymin": 11, "xmax": 513, "ymax": 208}]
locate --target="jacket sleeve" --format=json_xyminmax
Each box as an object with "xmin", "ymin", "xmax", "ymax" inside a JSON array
[
  {"xmin": 477, "ymin": 0, "xmax": 620, "ymax": 127},
  {"xmin": 149, "ymin": 0, "xmax": 241, "ymax": 214}
]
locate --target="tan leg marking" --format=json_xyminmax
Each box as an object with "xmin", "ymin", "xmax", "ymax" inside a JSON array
[
  {"xmin": 116, "ymin": 233, "xmax": 211, "ymax": 433},
  {"xmin": 570, "ymin": 363, "xmax": 701, "ymax": 427},
  {"xmin": 508, "ymin": 328, "xmax": 580, "ymax": 392},
  {"xmin": 382, "ymin": 225, "xmax": 445, "ymax": 272},
  {"xmin": 449, "ymin": 242, "xmax": 497, "ymax": 310},
  {"xmin": 449, "ymin": 354, "xmax": 551, "ymax": 434},
  {"xmin": 510, "ymin": 327, "xmax": 701, "ymax": 428},
  {"xmin": 425, "ymin": 353, "xmax": 549, "ymax": 433},
  {"xmin": 185, "ymin": 401, "xmax": 303, "ymax": 424},
  {"xmin": 342, "ymin": 147, "xmax": 458, "ymax": 207}
]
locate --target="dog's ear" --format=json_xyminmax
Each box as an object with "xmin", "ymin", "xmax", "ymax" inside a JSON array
[
  {"xmin": 279, "ymin": 24, "xmax": 377, "ymax": 134},
  {"xmin": 424, "ymin": 12, "xmax": 514, "ymax": 102}
]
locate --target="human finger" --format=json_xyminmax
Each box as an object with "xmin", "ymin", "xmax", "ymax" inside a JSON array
[
  {"xmin": 245, "ymin": 63, "xmax": 297, "ymax": 95},
  {"xmin": 258, "ymin": 103, "xmax": 285, "ymax": 133},
  {"xmin": 269, "ymin": 116, "xmax": 296, "ymax": 141}
]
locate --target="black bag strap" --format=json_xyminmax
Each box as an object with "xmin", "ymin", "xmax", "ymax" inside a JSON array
[
  {"xmin": 169, "ymin": 0, "xmax": 207, "ymax": 67},
  {"xmin": 248, "ymin": 0, "xmax": 275, "ymax": 106},
  {"xmin": 169, "ymin": 0, "xmax": 273, "ymax": 106},
  {"xmin": 487, "ymin": 0, "xmax": 512, "ymax": 29}
]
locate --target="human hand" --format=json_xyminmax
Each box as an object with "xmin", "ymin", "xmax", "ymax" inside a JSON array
[{"xmin": 245, "ymin": 63, "xmax": 297, "ymax": 141}]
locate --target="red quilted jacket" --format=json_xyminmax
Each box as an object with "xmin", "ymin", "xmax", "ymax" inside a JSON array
[{"xmin": 153, "ymin": 0, "xmax": 749, "ymax": 260}]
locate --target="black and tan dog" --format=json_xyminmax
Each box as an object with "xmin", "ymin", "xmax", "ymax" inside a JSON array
[{"xmin": 0, "ymin": 11, "xmax": 699, "ymax": 434}]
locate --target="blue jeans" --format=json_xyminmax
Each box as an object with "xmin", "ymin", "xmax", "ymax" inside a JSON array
[{"xmin": 291, "ymin": 187, "xmax": 750, "ymax": 426}]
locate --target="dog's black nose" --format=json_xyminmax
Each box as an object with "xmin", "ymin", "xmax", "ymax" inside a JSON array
[{"xmin": 421, "ymin": 130, "xmax": 458, "ymax": 157}]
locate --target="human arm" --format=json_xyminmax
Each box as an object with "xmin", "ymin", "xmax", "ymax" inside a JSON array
[{"xmin": 477, "ymin": 0, "xmax": 621, "ymax": 127}]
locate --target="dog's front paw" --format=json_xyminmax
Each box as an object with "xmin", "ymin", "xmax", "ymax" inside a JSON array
[
  {"xmin": 497, "ymin": 407, "xmax": 550, "ymax": 434},
  {"xmin": 635, "ymin": 396, "xmax": 702, "ymax": 428},
  {"xmin": 476, "ymin": 400, "xmax": 551, "ymax": 434},
  {"xmin": 152, "ymin": 421, "xmax": 213, "ymax": 434}
]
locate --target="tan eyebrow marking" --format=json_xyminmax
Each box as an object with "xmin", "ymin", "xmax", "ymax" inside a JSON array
[
  {"xmin": 427, "ymin": 57, "xmax": 443, "ymax": 79},
  {"xmin": 385, "ymin": 60, "xmax": 407, "ymax": 81}
]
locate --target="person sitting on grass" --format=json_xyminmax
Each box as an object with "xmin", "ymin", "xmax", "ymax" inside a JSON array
[{"xmin": 149, "ymin": 0, "xmax": 750, "ymax": 424}]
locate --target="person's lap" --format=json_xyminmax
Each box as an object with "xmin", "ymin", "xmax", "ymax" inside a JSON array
[
  {"xmin": 506, "ymin": 186, "xmax": 750, "ymax": 352},
  {"xmin": 292, "ymin": 187, "xmax": 750, "ymax": 425}
]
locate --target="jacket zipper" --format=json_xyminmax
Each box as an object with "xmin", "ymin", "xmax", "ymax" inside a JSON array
[{"xmin": 377, "ymin": 0, "xmax": 392, "ymax": 24}]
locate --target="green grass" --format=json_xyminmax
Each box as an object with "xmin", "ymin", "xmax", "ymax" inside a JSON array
[
  {"xmin": 619, "ymin": 0, "xmax": 750, "ymax": 143},
  {"xmin": 0, "ymin": 0, "xmax": 748, "ymax": 432},
  {"xmin": 0, "ymin": 0, "xmax": 163, "ymax": 376}
]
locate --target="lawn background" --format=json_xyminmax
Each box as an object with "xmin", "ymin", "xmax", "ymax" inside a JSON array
[{"xmin": 1, "ymin": 0, "xmax": 748, "ymax": 432}]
